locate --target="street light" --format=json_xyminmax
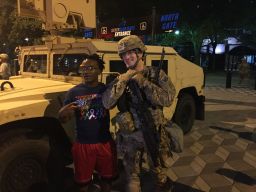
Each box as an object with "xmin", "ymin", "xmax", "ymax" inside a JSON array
[
  {"xmin": 24, "ymin": 37, "xmax": 29, "ymax": 45},
  {"xmin": 174, "ymin": 30, "xmax": 180, "ymax": 35}
]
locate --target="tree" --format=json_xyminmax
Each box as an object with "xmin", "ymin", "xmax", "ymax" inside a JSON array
[
  {"xmin": 8, "ymin": 13, "xmax": 44, "ymax": 46},
  {"xmin": 0, "ymin": 1, "xmax": 43, "ymax": 58},
  {"xmin": 0, "ymin": 0, "xmax": 16, "ymax": 54}
]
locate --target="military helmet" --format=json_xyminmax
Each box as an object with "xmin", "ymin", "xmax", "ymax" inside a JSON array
[
  {"xmin": 0, "ymin": 53, "xmax": 8, "ymax": 60},
  {"xmin": 117, "ymin": 35, "xmax": 147, "ymax": 55}
]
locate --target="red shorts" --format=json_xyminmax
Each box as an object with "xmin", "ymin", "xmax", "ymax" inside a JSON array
[{"xmin": 72, "ymin": 140, "xmax": 117, "ymax": 184}]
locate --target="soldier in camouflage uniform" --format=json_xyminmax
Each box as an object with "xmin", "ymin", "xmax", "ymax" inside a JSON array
[{"xmin": 102, "ymin": 35, "xmax": 176, "ymax": 192}]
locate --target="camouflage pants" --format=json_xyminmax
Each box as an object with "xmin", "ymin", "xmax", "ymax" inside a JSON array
[{"xmin": 117, "ymin": 131, "xmax": 169, "ymax": 192}]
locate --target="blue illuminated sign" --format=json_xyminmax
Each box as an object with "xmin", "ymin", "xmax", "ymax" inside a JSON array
[
  {"xmin": 160, "ymin": 13, "xmax": 179, "ymax": 22},
  {"xmin": 119, "ymin": 26, "xmax": 136, "ymax": 32},
  {"xmin": 84, "ymin": 30, "xmax": 93, "ymax": 38},
  {"xmin": 159, "ymin": 12, "xmax": 179, "ymax": 31},
  {"xmin": 161, "ymin": 22, "xmax": 177, "ymax": 30}
]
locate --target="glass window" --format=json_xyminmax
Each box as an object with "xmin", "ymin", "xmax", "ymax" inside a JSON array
[
  {"xmin": 105, "ymin": 60, "xmax": 127, "ymax": 84},
  {"xmin": 151, "ymin": 60, "xmax": 168, "ymax": 74},
  {"xmin": 24, "ymin": 55, "xmax": 47, "ymax": 73},
  {"xmin": 109, "ymin": 60, "xmax": 127, "ymax": 73},
  {"xmin": 53, "ymin": 54, "xmax": 88, "ymax": 76}
]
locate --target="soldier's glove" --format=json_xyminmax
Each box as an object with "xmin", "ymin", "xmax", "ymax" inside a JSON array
[
  {"xmin": 132, "ymin": 73, "xmax": 146, "ymax": 88},
  {"xmin": 118, "ymin": 69, "xmax": 138, "ymax": 82}
]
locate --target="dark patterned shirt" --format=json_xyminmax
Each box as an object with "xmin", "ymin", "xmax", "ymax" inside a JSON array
[{"xmin": 64, "ymin": 83, "xmax": 111, "ymax": 143}]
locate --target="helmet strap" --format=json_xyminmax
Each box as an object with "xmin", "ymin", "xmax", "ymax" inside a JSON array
[{"xmin": 127, "ymin": 49, "xmax": 142, "ymax": 69}]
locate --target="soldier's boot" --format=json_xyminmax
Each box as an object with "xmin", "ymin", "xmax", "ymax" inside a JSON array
[
  {"xmin": 160, "ymin": 152, "xmax": 173, "ymax": 168},
  {"xmin": 156, "ymin": 178, "xmax": 173, "ymax": 192},
  {"xmin": 155, "ymin": 171, "xmax": 173, "ymax": 192}
]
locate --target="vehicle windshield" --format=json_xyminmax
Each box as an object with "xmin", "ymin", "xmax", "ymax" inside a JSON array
[
  {"xmin": 53, "ymin": 54, "xmax": 88, "ymax": 76},
  {"xmin": 24, "ymin": 55, "xmax": 47, "ymax": 73}
]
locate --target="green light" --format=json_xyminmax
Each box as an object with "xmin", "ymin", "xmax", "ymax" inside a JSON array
[{"xmin": 174, "ymin": 30, "xmax": 180, "ymax": 35}]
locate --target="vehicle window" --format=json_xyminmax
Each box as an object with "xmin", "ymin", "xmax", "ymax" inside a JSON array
[
  {"xmin": 151, "ymin": 60, "xmax": 168, "ymax": 74},
  {"xmin": 24, "ymin": 55, "xmax": 47, "ymax": 73},
  {"xmin": 109, "ymin": 60, "xmax": 127, "ymax": 73},
  {"xmin": 105, "ymin": 60, "xmax": 127, "ymax": 84},
  {"xmin": 53, "ymin": 54, "xmax": 88, "ymax": 76}
]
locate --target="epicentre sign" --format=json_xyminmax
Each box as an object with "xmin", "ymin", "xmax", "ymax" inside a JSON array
[
  {"xmin": 112, "ymin": 25, "xmax": 135, "ymax": 37},
  {"xmin": 114, "ymin": 31, "xmax": 131, "ymax": 37},
  {"xmin": 99, "ymin": 25, "xmax": 138, "ymax": 38},
  {"xmin": 111, "ymin": 26, "xmax": 136, "ymax": 33}
]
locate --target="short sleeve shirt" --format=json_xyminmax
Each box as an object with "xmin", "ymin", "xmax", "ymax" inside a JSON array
[{"xmin": 64, "ymin": 83, "xmax": 111, "ymax": 144}]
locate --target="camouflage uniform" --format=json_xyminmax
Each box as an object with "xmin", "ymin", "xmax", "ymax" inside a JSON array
[{"xmin": 103, "ymin": 66, "xmax": 176, "ymax": 191}]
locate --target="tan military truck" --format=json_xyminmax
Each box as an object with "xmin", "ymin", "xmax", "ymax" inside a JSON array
[
  {"xmin": 0, "ymin": 37, "xmax": 204, "ymax": 191},
  {"xmin": 0, "ymin": 0, "xmax": 204, "ymax": 191}
]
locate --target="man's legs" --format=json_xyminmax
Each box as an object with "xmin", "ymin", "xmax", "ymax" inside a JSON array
[
  {"xmin": 72, "ymin": 143, "xmax": 96, "ymax": 192},
  {"xmin": 154, "ymin": 166, "xmax": 173, "ymax": 192},
  {"xmin": 95, "ymin": 141, "xmax": 117, "ymax": 192},
  {"xmin": 123, "ymin": 148, "xmax": 143, "ymax": 192}
]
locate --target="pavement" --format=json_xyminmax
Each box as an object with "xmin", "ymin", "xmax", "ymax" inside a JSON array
[{"xmin": 164, "ymin": 71, "xmax": 256, "ymax": 192}]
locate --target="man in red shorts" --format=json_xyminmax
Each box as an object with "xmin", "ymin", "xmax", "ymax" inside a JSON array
[{"xmin": 59, "ymin": 54, "xmax": 117, "ymax": 192}]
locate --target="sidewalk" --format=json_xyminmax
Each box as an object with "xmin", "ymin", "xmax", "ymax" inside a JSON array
[{"xmin": 165, "ymin": 79, "xmax": 256, "ymax": 192}]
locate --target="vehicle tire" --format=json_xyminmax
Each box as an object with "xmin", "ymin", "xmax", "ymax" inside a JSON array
[
  {"xmin": 174, "ymin": 94, "xmax": 196, "ymax": 134},
  {"xmin": 0, "ymin": 135, "xmax": 49, "ymax": 192}
]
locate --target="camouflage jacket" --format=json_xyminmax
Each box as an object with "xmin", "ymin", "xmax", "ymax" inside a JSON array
[{"xmin": 102, "ymin": 66, "xmax": 176, "ymax": 130}]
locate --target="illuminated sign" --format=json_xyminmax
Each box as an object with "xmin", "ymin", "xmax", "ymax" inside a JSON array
[
  {"xmin": 159, "ymin": 12, "xmax": 179, "ymax": 31},
  {"xmin": 97, "ymin": 12, "xmax": 180, "ymax": 39},
  {"xmin": 111, "ymin": 26, "xmax": 135, "ymax": 33},
  {"xmin": 84, "ymin": 30, "xmax": 93, "ymax": 38},
  {"xmin": 114, "ymin": 31, "xmax": 131, "ymax": 37},
  {"xmin": 98, "ymin": 17, "xmax": 151, "ymax": 39},
  {"xmin": 140, "ymin": 22, "xmax": 147, "ymax": 30},
  {"xmin": 162, "ymin": 22, "xmax": 177, "ymax": 30},
  {"xmin": 101, "ymin": 27, "xmax": 108, "ymax": 34},
  {"xmin": 84, "ymin": 29, "xmax": 96, "ymax": 38}
]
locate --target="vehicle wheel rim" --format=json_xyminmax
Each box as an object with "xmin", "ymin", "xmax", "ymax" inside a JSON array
[{"xmin": 1, "ymin": 155, "xmax": 44, "ymax": 192}]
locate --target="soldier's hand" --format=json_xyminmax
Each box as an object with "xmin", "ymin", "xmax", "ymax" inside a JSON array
[
  {"xmin": 118, "ymin": 69, "xmax": 137, "ymax": 81},
  {"xmin": 132, "ymin": 73, "xmax": 145, "ymax": 87}
]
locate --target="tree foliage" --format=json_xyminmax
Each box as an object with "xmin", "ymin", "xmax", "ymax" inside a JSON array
[
  {"xmin": 0, "ymin": 0, "xmax": 43, "ymax": 57},
  {"xmin": 8, "ymin": 14, "xmax": 44, "ymax": 46}
]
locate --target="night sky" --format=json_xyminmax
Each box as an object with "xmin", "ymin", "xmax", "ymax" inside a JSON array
[{"xmin": 97, "ymin": 0, "xmax": 256, "ymax": 27}]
